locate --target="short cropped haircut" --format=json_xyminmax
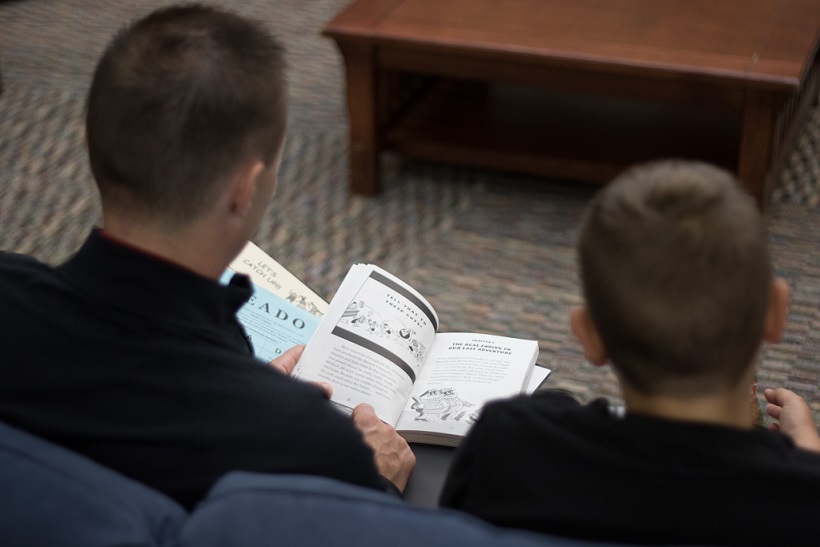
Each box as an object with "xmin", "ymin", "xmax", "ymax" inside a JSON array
[
  {"xmin": 86, "ymin": 3, "xmax": 287, "ymax": 223},
  {"xmin": 577, "ymin": 160, "xmax": 772, "ymax": 395}
]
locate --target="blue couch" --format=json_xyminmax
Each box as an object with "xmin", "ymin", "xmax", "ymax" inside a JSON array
[
  {"xmin": 0, "ymin": 420, "xmax": 601, "ymax": 547},
  {"xmin": 0, "ymin": 420, "xmax": 184, "ymax": 546}
]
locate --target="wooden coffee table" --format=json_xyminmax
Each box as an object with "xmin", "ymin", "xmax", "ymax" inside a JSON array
[{"xmin": 324, "ymin": 0, "xmax": 820, "ymax": 205}]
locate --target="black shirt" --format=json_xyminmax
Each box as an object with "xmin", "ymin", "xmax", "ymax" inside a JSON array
[
  {"xmin": 0, "ymin": 230, "xmax": 384, "ymax": 508},
  {"xmin": 440, "ymin": 390, "xmax": 820, "ymax": 545}
]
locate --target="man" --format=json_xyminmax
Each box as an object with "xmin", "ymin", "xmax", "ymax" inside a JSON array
[{"xmin": 0, "ymin": 4, "xmax": 413, "ymax": 509}]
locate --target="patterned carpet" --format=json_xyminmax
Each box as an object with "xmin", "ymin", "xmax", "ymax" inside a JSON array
[{"xmin": 1, "ymin": 0, "xmax": 819, "ymax": 421}]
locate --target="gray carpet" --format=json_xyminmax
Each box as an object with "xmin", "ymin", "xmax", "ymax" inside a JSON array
[{"xmin": 2, "ymin": 0, "xmax": 819, "ymax": 420}]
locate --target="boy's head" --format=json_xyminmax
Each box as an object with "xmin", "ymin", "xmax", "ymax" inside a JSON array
[
  {"xmin": 575, "ymin": 160, "xmax": 783, "ymax": 396},
  {"xmin": 86, "ymin": 3, "xmax": 287, "ymax": 226}
]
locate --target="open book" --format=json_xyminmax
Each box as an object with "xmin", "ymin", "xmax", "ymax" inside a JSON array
[
  {"xmin": 224, "ymin": 245, "xmax": 548, "ymax": 446},
  {"xmin": 292, "ymin": 263, "xmax": 541, "ymax": 447}
]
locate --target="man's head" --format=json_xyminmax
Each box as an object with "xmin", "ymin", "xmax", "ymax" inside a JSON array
[
  {"xmin": 574, "ymin": 160, "xmax": 786, "ymax": 396},
  {"xmin": 86, "ymin": 3, "xmax": 287, "ymax": 226}
]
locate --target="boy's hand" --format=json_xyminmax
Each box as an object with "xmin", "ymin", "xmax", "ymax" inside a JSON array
[
  {"xmin": 351, "ymin": 403, "xmax": 416, "ymax": 492},
  {"xmin": 764, "ymin": 388, "xmax": 820, "ymax": 453}
]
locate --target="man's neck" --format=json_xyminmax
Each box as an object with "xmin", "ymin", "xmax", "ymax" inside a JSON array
[
  {"xmin": 101, "ymin": 214, "xmax": 241, "ymax": 280},
  {"xmin": 621, "ymin": 375, "xmax": 758, "ymax": 429}
]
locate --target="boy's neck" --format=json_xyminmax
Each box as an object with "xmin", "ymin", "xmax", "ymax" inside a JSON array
[{"xmin": 621, "ymin": 377, "xmax": 758, "ymax": 429}]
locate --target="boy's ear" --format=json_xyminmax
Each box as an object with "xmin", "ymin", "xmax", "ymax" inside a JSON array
[
  {"xmin": 763, "ymin": 278, "xmax": 790, "ymax": 343},
  {"xmin": 230, "ymin": 160, "xmax": 265, "ymax": 217},
  {"xmin": 570, "ymin": 306, "xmax": 608, "ymax": 366}
]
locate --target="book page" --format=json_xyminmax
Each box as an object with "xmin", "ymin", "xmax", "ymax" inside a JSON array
[
  {"xmin": 228, "ymin": 241, "xmax": 328, "ymax": 317},
  {"xmin": 294, "ymin": 265, "xmax": 439, "ymax": 425},
  {"xmin": 395, "ymin": 333, "xmax": 539, "ymax": 445},
  {"xmin": 221, "ymin": 242, "xmax": 328, "ymax": 362},
  {"xmin": 220, "ymin": 270, "xmax": 321, "ymax": 362},
  {"xmin": 526, "ymin": 364, "xmax": 552, "ymax": 393}
]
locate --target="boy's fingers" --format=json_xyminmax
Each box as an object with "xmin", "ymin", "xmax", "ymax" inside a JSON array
[
  {"xmin": 765, "ymin": 403, "xmax": 782, "ymax": 420},
  {"xmin": 764, "ymin": 387, "xmax": 801, "ymax": 408},
  {"xmin": 763, "ymin": 388, "xmax": 780, "ymax": 404}
]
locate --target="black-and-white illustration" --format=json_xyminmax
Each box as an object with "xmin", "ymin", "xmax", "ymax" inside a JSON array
[
  {"xmin": 410, "ymin": 388, "xmax": 475, "ymax": 422},
  {"xmin": 286, "ymin": 290, "xmax": 324, "ymax": 317},
  {"xmin": 339, "ymin": 300, "xmax": 427, "ymax": 363}
]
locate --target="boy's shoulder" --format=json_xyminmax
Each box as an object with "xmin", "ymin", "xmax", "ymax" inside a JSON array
[
  {"xmin": 478, "ymin": 390, "xmax": 820, "ymax": 472},
  {"xmin": 474, "ymin": 389, "xmax": 618, "ymax": 440},
  {"xmin": 484, "ymin": 389, "xmax": 613, "ymax": 418}
]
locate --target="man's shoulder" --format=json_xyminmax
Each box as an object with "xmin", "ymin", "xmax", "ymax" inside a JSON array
[
  {"xmin": 0, "ymin": 251, "xmax": 58, "ymax": 299},
  {"xmin": 0, "ymin": 250, "xmax": 52, "ymax": 277}
]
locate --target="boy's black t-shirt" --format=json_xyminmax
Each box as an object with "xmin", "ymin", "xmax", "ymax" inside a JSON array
[{"xmin": 441, "ymin": 390, "xmax": 820, "ymax": 545}]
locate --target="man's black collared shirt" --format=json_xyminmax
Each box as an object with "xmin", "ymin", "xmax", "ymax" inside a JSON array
[{"xmin": 0, "ymin": 230, "xmax": 383, "ymax": 508}]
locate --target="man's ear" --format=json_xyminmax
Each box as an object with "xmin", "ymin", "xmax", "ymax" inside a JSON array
[
  {"xmin": 570, "ymin": 306, "xmax": 608, "ymax": 366},
  {"xmin": 230, "ymin": 160, "xmax": 266, "ymax": 217},
  {"xmin": 763, "ymin": 278, "xmax": 790, "ymax": 343}
]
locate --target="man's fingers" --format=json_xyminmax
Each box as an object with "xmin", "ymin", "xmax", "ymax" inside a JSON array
[
  {"xmin": 268, "ymin": 347, "xmax": 330, "ymax": 397},
  {"xmin": 268, "ymin": 345, "xmax": 306, "ymax": 376},
  {"xmin": 313, "ymin": 381, "xmax": 333, "ymax": 398},
  {"xmin": 350, "ymin": 403, "xmax": 415, "ymax": 492},
  {"xmin": 351, "ymin": 403, "xmax": 379, "ymax": 425}
]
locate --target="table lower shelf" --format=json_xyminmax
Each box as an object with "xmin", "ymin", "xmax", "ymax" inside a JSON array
[{"xmin": 382, "ymin": 78, "xmax": 742, "ymax": 184}]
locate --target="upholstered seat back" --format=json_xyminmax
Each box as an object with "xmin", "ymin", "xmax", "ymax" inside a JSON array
[
  {"xmin": 0, "ymin": 420, "xmax": 609, "ymax": 547},
  {"xmin": 178, "ymin": 472, "xmax": 583, "ymax": 547},
  {"xmin": 0, "ymin": 421, "xmax": 185, "ymax": 547}
]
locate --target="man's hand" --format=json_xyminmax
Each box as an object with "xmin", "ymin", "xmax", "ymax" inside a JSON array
[
  {"xmin": 765, "ymin": 388, "xmax": 820, "ymax": 453},
  {"xmin": 268, "ymin": 345, "xmax": 333, "ymax": 398},
  {"xmin": 351, "ymin": 403, "xmax": 416, "ymax": 492}
]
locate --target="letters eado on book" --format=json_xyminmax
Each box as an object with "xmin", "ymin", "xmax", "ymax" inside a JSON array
[
  {"xmin": 221, "ymin": 241, "xmax": 328, "ymax": 361},
  {"xmin": 292, "ymin": 264, "xmax": 542, "ymax": 447},
  {"xmin": 225, "ymin": 243, "xmax": 547, "ymax": 447}
]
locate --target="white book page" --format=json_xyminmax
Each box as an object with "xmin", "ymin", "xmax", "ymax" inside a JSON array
[
  {"xmin": 526, "ymin": 365, "xmax": 552, "ymax": 393},
  {"xmin": 294, "ymin": 265, "xmax": 440, "ymax": 425},
  {"xmin": 395, "ymin": 333, "xmax": 539, "ymax": 438}
]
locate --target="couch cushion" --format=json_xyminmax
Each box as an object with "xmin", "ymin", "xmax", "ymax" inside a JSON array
[
  {"xmin": 0, "ymin": 421, "xmax": 186, "ymax": 547},
  {"xmin": 179, "ymin": 472, "xmax": 592, "ymax": 547}
]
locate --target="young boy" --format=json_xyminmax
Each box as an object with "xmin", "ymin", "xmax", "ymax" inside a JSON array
[{"xmin": 439, "ymin": 160, "xmax": 820, "ymax": 545}]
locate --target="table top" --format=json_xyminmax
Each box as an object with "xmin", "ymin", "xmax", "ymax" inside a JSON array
[{"xmin": 325, "ymin": 0, "xmax": 820, "ymax": 91}]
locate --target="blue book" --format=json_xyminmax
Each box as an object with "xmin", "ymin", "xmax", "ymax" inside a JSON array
[{"xmin": 222, "ymin": 242, "xmax": 327, "ymax": 362}]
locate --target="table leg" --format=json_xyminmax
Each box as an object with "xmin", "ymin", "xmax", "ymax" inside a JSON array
[
  {"xmin": 737, "ymin": 91, "xmax": 777, "ymax": 208},
  {"xmin": 338, "ymin": 41, "xmax": 380, "ymax": 195}
]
